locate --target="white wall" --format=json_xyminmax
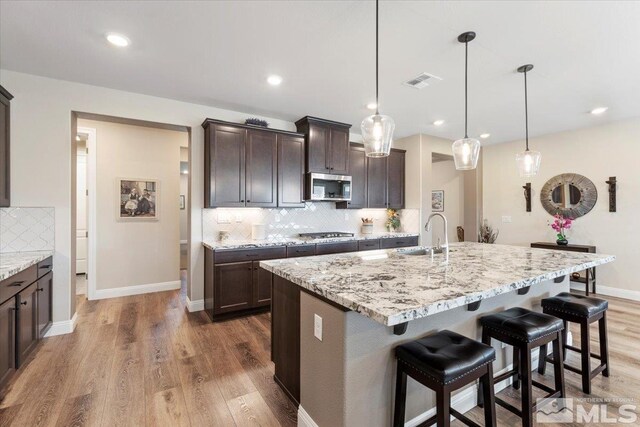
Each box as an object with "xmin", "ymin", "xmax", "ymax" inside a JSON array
[
  {"xmin": 79, "ymin": 119, "xmax": 182, "ymax": 291},
  {"xmin": 0, "ymin": 70, "xmax": 363, "ymax": 322},
  {"xmin": 431, "ymin": 160, "xmax": 464, "ymax": 245},
  {"xmin": 483, "ymin": 117, "xmax": 640, "ymax": 296}
]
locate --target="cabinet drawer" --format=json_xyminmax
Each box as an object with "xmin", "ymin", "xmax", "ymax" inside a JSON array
[
  {"xmin": 0, "ymin": 265, "xmax": 37, "ymax": 305},
  {"xmin": 37, "ymin": 257, "xmax": 53, "ymax": 278},
  {"xmin": 358, "ymin": 239, "xmax": 380, "ymax": 251},
  {"xmin": 379, "ymin": 236, "xmax": 419, "ymax": 249},
  {"xmin": 315, "ymin": 241, "xmax": 358, "ymax": 255},
  {"xmin": 214, "ymin": 246, "xmax": 286, "ymax": 264},
  {"xmin": 287, "ymin": 245, "xmax": 316, "ymax": 258}
]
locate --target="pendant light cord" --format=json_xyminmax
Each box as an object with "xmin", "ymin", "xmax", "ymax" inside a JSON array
[
  {"xmin": 524, "ymin": 69, "xmax": 529, "ymax": 151},
  {"xmin": 375, "ymin": 0, "xmax": 379, "ymax": 115},
  {"xmin": 464, "ymin": 40, "xmax": 469, "ymax": 138}
]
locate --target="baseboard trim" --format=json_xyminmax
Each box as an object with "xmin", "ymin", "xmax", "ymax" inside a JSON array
[
  {"xmin": 186, "ymin": 297, "xmax": 204, "ymax": 312},
  {"xmin": 570, "ymin": 283, "xmax": 640, "ymax": 302},
  {"xmin": 93, "ymin": 280, "xmax": 181, "ymax": 300},
  {"xmin": 44, "ymin": 312, "xmax": 78, "ymax": 337},
  {"xmin": 298, "ymin": 405, "xmax": 319, "ymax": 427}
]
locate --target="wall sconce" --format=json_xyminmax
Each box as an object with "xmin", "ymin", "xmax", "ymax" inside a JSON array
[
  {"xmin": 523, "ymin": 182, "xmax": 532, "ymax": 212},
  {"xmin": 606, "ymin": 177, "xmax": 617, "ymax": 212}
]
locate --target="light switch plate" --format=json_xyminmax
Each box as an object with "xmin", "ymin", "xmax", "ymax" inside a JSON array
[
  {"xmin": 314, "ymin": 314, "xmax": 323, "ymax": 341},
  {"xmin": 502, "ymin": 215, "xmax": 512, "ymax": 223}
]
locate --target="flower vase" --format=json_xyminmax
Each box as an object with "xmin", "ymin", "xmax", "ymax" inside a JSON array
[{"xmin": 556, "ymin": 238, "xmax": 568, "ymax": 246}]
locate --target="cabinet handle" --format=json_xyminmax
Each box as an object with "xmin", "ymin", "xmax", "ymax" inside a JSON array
[
  {"xmin": 247, "ymin": 200, "xmax": 251, "ymax": 203},
  {"xmin": 240, "ymin": 199, "xmax": 245, "ymax": 203},
  {"xmin": 39, "ymin": 265, "xmax": 51, "ymax": 269},
  {"xmin": 9, "ymin": 281, "xmax": 24, "ymax": 287},
  {"xmin": 37, "ymin": 288, "xmax": 44, "ymax": 292},
  {"xmin": 20, "ymin": 301, "xmax": 27, "ymax": 306}
]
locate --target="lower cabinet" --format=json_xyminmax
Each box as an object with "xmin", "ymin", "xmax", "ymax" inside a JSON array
[
  {"xmin": 0, "ymin": 298, "xmax": 16, "ymax": 389},
  {"xmin": 36, "ymin": 272, "xmax": 53, "ymax": 338},
  {"xmin": 16, "ymin": 282, "xmax": 38, "ymax": 368},
  {"xmin": 214, "ymin": 262, "xmax": 254, "ymax": 315},
  {"xmin": 252, "ymin": 261, "xmax": 272, "ymax": 308}
]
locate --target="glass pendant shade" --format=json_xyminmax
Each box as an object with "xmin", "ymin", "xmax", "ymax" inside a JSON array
[
  {"xmin": 515, "ymin": 149, "xmax": 541, "ymax": 177},
  {"xmin": 452, "ymin": 137, "xmax": 481, "ymax": 170},
  {"xmin": 361, "ymin": 114, "xmax": 395, "ymax": 157}
]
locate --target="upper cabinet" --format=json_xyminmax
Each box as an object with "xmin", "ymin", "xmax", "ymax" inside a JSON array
[
  {"xmin": 337, "ymin": 143, "xmax": 405, "ymax": 210},
  {"xmin": 202, "ymin": 119, "xmax": 304, "ymax": 208},
  {"xmin": 0, "ymin": 85, "xmax": 13, "ymax": 207},
  {"xmin": 295, "ymin": 116, "xmax": 351, "ymax": 175}
]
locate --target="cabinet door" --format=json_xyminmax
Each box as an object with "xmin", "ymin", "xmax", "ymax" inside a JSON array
[
  {"xmin": 307, "ymin": 124, "xmax": 330, "ymax": 173},
  {"xmin": 0, "ymin": 92, "xmax": 9, "ymax": 208},
  {"xmin": 204, "ymin": 248, "xmax": 214, "ymax": 321},
  {"xmin": 207, "ymin": 125, "xmax": 246, "ymax": 207},
  {"xmin": 252, "ymin": 262, "xmax": 272, "ymax": 308},
  {"xmin": 367, "ymin": 156, "xmax": 388, "ymax": 208},
  {"xmin": 277, "ymin": 134, "xmax": 305, "ymax": 207},
  {"xmin": 329, "ymin": 127, "xmax": 350, "ymax": 174},
  {"xmin": 213, "ymin": 262, "xmax": 253, "ymax": 314},
  {"xmin": 246, "ymin": 130, "xmax": 277, "ymax": 207},
  {"xmin": 387, "ymin": 150, "xmax": 405, "ymax": 209},
  {"xmin": 0, "ymin": 297, "xmax": 15, "ymax": 389},
  {"xmin": 16, "ymin": 282, "xmax": 38, "ymax": 367},
  {"xmin": 36, "ymin": 272, "xmax": 52, "ymax": 338},
  {"xmin": 345, "ymin": 145, "xmax": 366, "ymax": 209}
]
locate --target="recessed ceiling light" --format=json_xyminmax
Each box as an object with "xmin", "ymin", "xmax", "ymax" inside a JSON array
[
  {"xmin": 433, "ymin": 120, "xmax": 445, "ymax": 126},
  {"xmin": 590, "ymin": 107, "xmax": 608, "ymax": 115},
  {"xmin": 366, "ymin": 102, "xmax": 377, "ymax": 110},
  {"xmin": 480, "ymin": 133, "xmax": 490, "ymax": 139},
  {"xmin": 106, "ymin": 33, "xmax": 130, "ymax": 47},
  {"xmin": 267, "ymin": 75, "xmax": 283, "ymax": 86}
]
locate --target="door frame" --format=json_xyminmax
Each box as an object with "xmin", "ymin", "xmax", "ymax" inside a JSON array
[{"xmin": 78, "ymin": 126, "xmax": 97, "ymax": 300}]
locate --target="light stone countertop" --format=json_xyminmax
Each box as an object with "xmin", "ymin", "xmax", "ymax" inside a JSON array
[
  {"xmin": 0, "ymin": 251, "xmax": 54, "ymax": 282},
  {"xmin": 260, "ymin": 242, "xmax": 615, "ymax": 326},
  {"xmin": 202, "ymin": 232, "xmax": 419, "ymax": 251}
]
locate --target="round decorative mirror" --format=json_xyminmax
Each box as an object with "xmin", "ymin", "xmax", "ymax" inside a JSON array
[{"xmin": 540, "ymin": 173, "xmax": 597, "ymax": 218}]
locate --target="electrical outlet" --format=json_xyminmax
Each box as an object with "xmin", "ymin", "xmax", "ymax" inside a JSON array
[
  {"xmin": 502, "ymin": 215, "xmax": 512, "ymax": 223},
  {"xmin": 217, "ymin": 212, "xmax": 230, "ymax": 224},
  {"xmin": 314, "ymin": 314, "xmax": 323, "ymax": 341}
]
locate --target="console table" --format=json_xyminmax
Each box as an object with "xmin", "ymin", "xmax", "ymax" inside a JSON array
[{"xmin": 531, "ymin": 242, "xmax": 597, "ymax": 295}]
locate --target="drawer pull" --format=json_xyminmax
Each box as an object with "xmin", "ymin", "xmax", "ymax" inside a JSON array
[
  {"xmin": 20, "ymin": 301, "xmax": 27, "ymax": 306},
  {"xmin": 37, "ymin": 288, "xmax": 44, "ymax": 292},
  {"xmin": 9, "ymin": 281, "xmax": 25, "ymax": 287},
  {"xmin": 39, "ymin": 265, "xmax": 51, "ymax": 269}
]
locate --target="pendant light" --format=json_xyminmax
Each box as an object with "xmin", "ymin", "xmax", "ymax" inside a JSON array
[
  {"xmin": 515, "ymin": 64, "xmax": 541, "ymax": 177},
  {"xmin": 452, "ymin": 31, "xmax": 481, "ymax": 170},
  {"xmin": 361, "ymin": 0, "xmax": 395, "ymax": 157}
]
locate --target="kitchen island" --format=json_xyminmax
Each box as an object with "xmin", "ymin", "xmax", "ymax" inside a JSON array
[{"xmin": 260, "ymin": 242, "xmax": 615, "ymax": 427}]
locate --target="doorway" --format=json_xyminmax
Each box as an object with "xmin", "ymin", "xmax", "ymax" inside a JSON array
[
  {"xmin": 431, "ymin": 153, "xmax": 465, "ymax": 245},
  {"xmin": 75, "ymin": 127, "xmax": 96, "ymax": 296}
]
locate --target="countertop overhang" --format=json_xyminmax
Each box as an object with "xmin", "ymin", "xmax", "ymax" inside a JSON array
[
  {"xmin": 260, "ymin": 242, "xmax": 615, "ymax": 326},
  {"xmin": 0, "ymin": 250, "xmax": 54, "ymax": 281}
]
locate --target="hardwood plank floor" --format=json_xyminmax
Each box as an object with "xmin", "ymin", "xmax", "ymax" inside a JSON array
[{"xmin": 0, "ymin": 281, "xmax": 638, "ymax": 426}]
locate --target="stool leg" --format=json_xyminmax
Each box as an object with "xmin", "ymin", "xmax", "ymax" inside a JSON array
[
  {"xmin": 478, "ymin": 330, "xmax": 491, "ymax": 407},
  {"xmin": 537, "ymin": 343, "xmax": 548, "ymax": 375},
  {"xmin": 580, "ymin": 318, "xmax": 592, "ymax": 394},
  {"xmin": 520, "ymin": 345, "xmax": 533, "ymax": 427},
  {"xmin": 482, "ymin": 364, "xmax": 497, "ymax": 427},
  {"xmin": 513, "ymin": 346, "xmax": 521, "ymax": 390},
  {"xmin": 552, "ymin": 332, "xmax": 566, "ymax": 398},
  {"xmin": 436, "ymin": 389, "xmax": 451, "ymax": 427},
  {"xmin": 561, "ymin": 320, "xmax": 568, "ymax": 362},
  {"xmin": 599, "ymin": 312, "xmax": 610, "ymax": 377},
  {"xmin": 393, "ymin": 363, "xmax": 407, "ymax": 427}
]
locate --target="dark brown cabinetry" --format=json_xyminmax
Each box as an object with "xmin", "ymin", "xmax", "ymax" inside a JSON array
[
  {"xmin": 387, "ymin": 149, "xmax": 405, "ymax": 209},
  {"xmin": 315, "ymin": 241, "xmax": 358, "ymax": 255},
  {"xmin": 203, "ymin": 119, "xmax": 305, "ymax": 208},
  {"xmin": 358, "ymin": 239, "xmax": 380, "ymax": 251},
  {"xmin": 295, "ymin": 116, "xmax": 352, "ymax": 175},
  {"xmin": 214, "ymin": 262, "xmax": 254, "ymax": 314},
  {"xmin": 16, "ymin": 282, "xmax": 38, "ymax": 368},
  {"xmin": 0, "ymin": 85, "xmax": 13, "ymax": 207},
  {"xmin": 252, "ymin": 261, "xmax": 273, "ymax": 307},
  {"xmin": 379, "ymin": 236, "xmax": 419, "ymax": 249},
  {"xmin": 36, "ymin": 272, "xmax": 52, "ymax": 339},
  {"xmin": 336, "ymin": 145, "xmax": 367, "ymax": 209},
  {"xmin": 366, "ymin": 156, "xmax": 388, "ymax": 209},
  {"xmin": 0, "ymin": 298, "xmax": 15, "ymax": 390}
]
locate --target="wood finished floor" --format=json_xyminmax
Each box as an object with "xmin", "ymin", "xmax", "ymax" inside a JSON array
[{"xmin": 0, "ymin": 284, "xmax": 638, "ymax": 426}]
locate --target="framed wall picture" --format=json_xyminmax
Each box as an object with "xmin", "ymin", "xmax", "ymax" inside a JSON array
[
  {"xmin": 431, "ymin": 190, "xmax": 444, "ymax": 212},
  {"xmin": 180, "ymin": 195, "xmax": 185, "ymax": 210},
  {"xmin": 118, "ymin": 178, "xmax": 159, "ymax": 220}
]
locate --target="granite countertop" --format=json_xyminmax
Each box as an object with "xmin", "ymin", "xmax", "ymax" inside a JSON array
[
  {"xmin": 203, "ymin": 232, "xmax": 419, "ymax": 251},
  {"xmin": 260, "ymin": 242, "xmax": 615, "ymax": 327},
  {"xmin": 0, "ymin": 251, "xmax": 54, "ymax": 281}
]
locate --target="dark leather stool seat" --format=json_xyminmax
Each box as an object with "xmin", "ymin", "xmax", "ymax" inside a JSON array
[
  {"xmin": 395, "ymin": 330, "xmax": 496, "ymax": 384},
  {"xmin": 394, "ymin": 330, "xmax": 497, "ymax": 427},
  {"xmin": 538, "ymin": 292, "xmax": 610, "ymax": 394},
  {"xmin": 542, "ymin": 292, "xmax": 608, "ymax": 317},
  {"xmin": 480, "ymin": 307, "xmax": 563, "ymax": 343},
  {"xmin": 479, "ymin": 308, "xmax": 566, "ymax": 427}
]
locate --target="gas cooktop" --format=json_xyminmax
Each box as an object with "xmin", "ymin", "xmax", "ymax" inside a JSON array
[{"xmin": 298, "ymin": 232, "xmax": 355, "ymax": 239}]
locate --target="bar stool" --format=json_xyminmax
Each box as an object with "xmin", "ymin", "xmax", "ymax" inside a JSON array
[
  {"xmin": 393, "ymin": 329, "xmax": 496, "ymax": 427},
  {"xmin": 478, "ymin": 307, "xmax": 565, "ymax": 427},
  {"xmin": 538, "ymin": 292, "xmax": 610, "ymax": 394}
]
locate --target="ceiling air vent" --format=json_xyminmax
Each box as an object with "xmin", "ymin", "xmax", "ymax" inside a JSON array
[{"xmin": 404, "ymin": 72, "xmax": 442, "ymax": 89}]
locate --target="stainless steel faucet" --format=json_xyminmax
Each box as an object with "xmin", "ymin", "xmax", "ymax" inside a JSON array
[{"xmin": 425, "ymin": 213, "xmax": 449, "ymax": 263}]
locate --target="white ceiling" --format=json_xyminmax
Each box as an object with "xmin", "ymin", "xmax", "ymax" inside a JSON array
[{"xmin": 1, "ymin": 1, "xmax": 639, "ymax": 144}]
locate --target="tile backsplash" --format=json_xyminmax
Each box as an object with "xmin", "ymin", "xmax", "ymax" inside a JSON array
[
  {"xmin": 0, "ymin": 207, "xmax": 55, "ymax": 252},
  {"xmin": 203, "ymin": 202, "xmax": 419, "ymax": 241}
]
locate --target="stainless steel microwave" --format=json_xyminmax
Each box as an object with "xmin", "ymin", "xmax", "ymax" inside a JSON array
[{"xmin": 306, "ymin": 173, "xmax": 352, "ymax": 201}]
